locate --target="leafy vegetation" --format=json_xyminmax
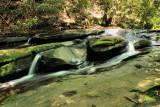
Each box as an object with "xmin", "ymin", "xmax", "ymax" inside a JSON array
[{"xmin": 0, "ymin": 0, "xmax": 160, "ymax": 33}]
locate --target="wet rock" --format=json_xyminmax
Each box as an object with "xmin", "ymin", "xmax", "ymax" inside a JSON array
[
  {"xmin": 0, "ymin": 57, "xmax": 32, "ymax": 78},
  {"xmin": 136, "ymin": 78, "xmax": 160, "ymax": 92},
  {"xmin": 0, "ymin": 36, "xmax": 28, "ymax": 49},
  {"xmin": 38, "ymin": 45, "xmax": 87, "ymax": 73},
  {"xmin": 87, "ymin": 36, "xmax": 128, "ymax": 60},
  {"xmin": 138, "ymin": 94, "xmax": 156, "ymax": 103},
  {"xmin": 134, "ymin": 39, "xmax": 151, "ymax": 49},
  {"xmin": 0, "ymin": 42, "xmax": 67, "ymax": 65},
  {"xmin": 155, "ymin": 34, "xmax": 160, "ymax": 41},
  {"xmin": 31, "ymin": 29, "xmax": 104, "ymax": 44},
  {"xmin": 138, "ymin": 33, "xmax": 151, "ymax": 39},
  {"xmin": 0, "ymin": 41, "xmax": 73, "ymax": 77}
]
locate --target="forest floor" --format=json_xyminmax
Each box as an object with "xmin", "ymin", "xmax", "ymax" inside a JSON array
[{"xmin": 0, "ymin": 47, "xmax": 160, "ymax": 107}]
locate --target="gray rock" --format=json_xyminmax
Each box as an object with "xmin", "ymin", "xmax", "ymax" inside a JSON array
[{"xmin": 38, "ymin": 45, "xmax": 87, "ymax": 73}]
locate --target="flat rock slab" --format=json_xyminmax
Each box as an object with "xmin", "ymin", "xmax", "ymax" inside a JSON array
[{"xmin": 30, "ymin": 29, "xmax": 105, "ymax": 43}]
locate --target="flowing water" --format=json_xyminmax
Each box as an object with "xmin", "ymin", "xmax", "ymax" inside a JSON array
[
  {"xmin": 95, "ymin": 42, "xmax": 139, "ymax": 70},
  {"xmin": 25, "ymin": 38, "xmax": 32, "ymax": 45},
  {"xmin": 0, "ymin": 28, "xmax": 158, "ymax": 91},
  {"xmin": 28, "ymin": 53, "xmax": 43, "ymax": 75}
]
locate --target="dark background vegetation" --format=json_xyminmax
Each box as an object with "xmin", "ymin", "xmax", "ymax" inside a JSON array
[{"xmin": 0, "ymin": 0, "xmax": 160, "ymax": 33}]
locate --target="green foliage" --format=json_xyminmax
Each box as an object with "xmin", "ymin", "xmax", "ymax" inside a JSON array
[
  {"xmin": 77, "ymin": 0, "xmax": 91, "ymax": 8},
  {"xmin": 36, "ymin": 0, "xmax": 64, "ymax": 14},
  {"xmin": 36, "ymin": 3, "xmax": 57, "ymax": 14},
  {"xmin": 1, "ymin": 0, "xmax": 160, "ymax": 32},
  {"xmin": 95, "ymin": 0, "xmax": 159, "ymax": 29},
  {"xmin": 150, "ymin": 16, "xmax": 160, "ymax": 29},
  {"xmin": 11, "ymin": 16, "xmax": 39, "ymax": 31}
]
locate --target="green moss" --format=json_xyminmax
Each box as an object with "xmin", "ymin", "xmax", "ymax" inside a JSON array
[
  {"xmin": 156, "ymin": 34, "xmax": 160, "ymax": 41},
  {"xmin": 136, "ymin": 77, "xmax": 160, "ymax": 93},
  {"xmin": 0, "ymin": 56, "xmax": 33, "ymax": 77},
  {"xmin": 89, "ymin": 36, "xmax": 127, "ymax": 53},
  {"xmin": 0, "ymin": 42, "xmax": 65, "ymax": 63},
  {"xmin": 92, "ymin": 40, "xmax": 114, "ymax": 47},
  {"xmin": 90, "ymin": 36, "xmax": 122, "ymax": 47},
  {"xmin": 134, "ymin": 40, "xmax": 151, "ymax": 49},
  {"xmin": 0, "ymin": 63, "xmax": 14, "ymax": 77},
  {"xmin": 0, "ymin": 41, "xmax": 73, "ymax": 77},
  {"xmin": 138, "ymin": 94, "xmax": 157, "ymax": 103}
]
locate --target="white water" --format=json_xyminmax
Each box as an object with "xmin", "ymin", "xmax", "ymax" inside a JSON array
[
  {"xmin": 95, "ymin": 41, "xmax": 139, "ymax": 69},
  {"xmin": 28, "ymin": 53, "xmax": 42, "ymax": 75},
  {"xmin": 101, "ymin": 28, "xmax": 123, "ymax": 36},
  {"xmin": 26, "ymin": 38, "xmax": 32, "ymax": 45},
  {"xmin": 0, "ymin": 28, "xmax": 144, "ymax": 91}
]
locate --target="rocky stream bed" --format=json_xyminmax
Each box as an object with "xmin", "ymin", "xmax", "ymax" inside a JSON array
[{"xmin": 0, "ymin": 28, "xmax": 160, "ymax": 107}]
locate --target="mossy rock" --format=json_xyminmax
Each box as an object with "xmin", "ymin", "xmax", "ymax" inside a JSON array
[
  {"xmin": 134, "ymin": 78, "xmax": 160, "ymax": 106},
  {"xmin": 38, "ymin": 45, "xmax": 87, "ymax": 73},
  {"xmin": 0, "ymin": 41, "xmax": 73, "ymax": 64},
  {"xmin": 134, "ymin": 39, "xmax": 151, "ymax": 49},
  {"xmin": 0, "ymin": 41, "xmax": 73, "ymax": 77},
  {"xmin": 31, "ymin": 29, "xmax": 105, "ymax": 43},
  {"xmin": 0, "ymin": 57, "xmax": 32, "ymax": 77},
  {"xmin": 136, "ymin": 77, "xmax": 160, "ymax": 92},
  {"xmin": 87, "ymin": 36, "xmax": 128, "ymax": 60},
  {"xmin": 138, "ymin": 94, "xmax": 157, "ymax": 103},
  {"xmin": 155, "ymin": 34, "xmax": 160, "ymax": 41}
]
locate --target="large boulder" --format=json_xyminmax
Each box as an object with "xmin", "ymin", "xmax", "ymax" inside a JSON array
[
  {"xmin": 0, "ymin": 41, "xmax": 73, "ymax": 78},
  {"xmin": 37, "ymin": 45, "xmax": 87, "ymax": 73},
  {"xmin": 87, "ymin": 36, "xmax": 128, "ymax": 60},
  {"xmin": 134, "ymin": 39, "xmax": 151, "ymax": 49},
  {"xmin": 0, "ymin": 57, "xmax": 32, "ymax": 82}
]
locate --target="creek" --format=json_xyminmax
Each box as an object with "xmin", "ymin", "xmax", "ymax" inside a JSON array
[{"xmin": 0, "ymin": 28, "xmax": 159, "ymax": 92}]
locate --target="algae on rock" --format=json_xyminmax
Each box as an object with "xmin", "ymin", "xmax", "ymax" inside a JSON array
[
  {"xmin": 87, "ymin": 36, "xmax": 128, "ymax": 60},
  {"xmin": 134, "ymin": 39, "xmax": 151, "ymax": 49},
  {"xmin": 0, "ymin": 41, "xmax": 73, "ymax": 77}
]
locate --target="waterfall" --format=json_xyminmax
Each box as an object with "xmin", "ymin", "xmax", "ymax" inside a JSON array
[
  {"xmin": 26, "ymin": 38, "xmax": 32, "ymax": 45},
  {"xmin": 96, "ymin": 41, "xmax": 139, "ymax": 68},
  {"xmin": 127, "ymin": 41, "xmax": 137, "ymax": 54},
  {"xmin": 28, "ymin": 53, "xmax": 42, "ymax": 75},
  {"xmin": 0, "ymin": 28, "xmax": 147, "ymax": 91}
]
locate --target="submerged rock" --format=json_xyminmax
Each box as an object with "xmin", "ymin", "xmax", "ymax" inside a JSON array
[
  {"xmin": 38, "ymin": 45, "xmax": 87, "ymax": 73},
  {"xmin": 87, "ymin": 36, "xmax": 128, "ymax": 60},
  {"xmin": 134, "ymin": 39, "xmax": 151, "ymax": 49}
]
